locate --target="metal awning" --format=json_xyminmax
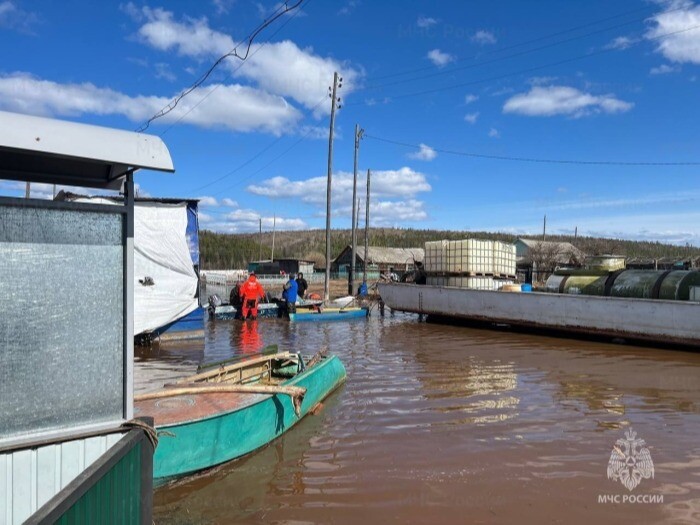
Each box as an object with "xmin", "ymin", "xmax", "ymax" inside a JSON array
[{"xmin": 0, "ymin": 110, "xmax": 174, "ymax": 189}]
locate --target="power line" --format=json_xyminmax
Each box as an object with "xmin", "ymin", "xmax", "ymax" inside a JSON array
[
  {"xmin": 186, "ymin": 95, "xmax": 328, "ymax": 194},
  {"xmin": 364, "ymin": 134, "xmax": 700, "ymax": 166},
  {"xmin": 136, "ymin": 0, "xmax": 305, "ymax": 132},
  {"xmin": 361, "ymin": 5, "xmax": 672, "ymax": 92},
  {"xmin": 158, "ymin": 0, "xmax": 312, "ymax": 137},
  {"xmin": 346, "ymin": 22, "xmax": 700, "ymax": 106}
]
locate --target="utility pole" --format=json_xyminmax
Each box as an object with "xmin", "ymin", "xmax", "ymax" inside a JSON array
[
  {"xmin": 324, "ymin": 71, "xmax": 342, "ymax": 303},
  {"xmin": 349, "ymin": 123, "xmax": 364, "ymax": 295},
  {"xmin": 258, "ymin": 218, "xmax": 262, "ymax": 262},
  {"xmin": 271, "ymin": 214, "xmax": 276, "ymax": 261},
  {"xmin": 363, "ymin": 169, "xmax": 371, "ymax": 286},
  {"xmin": 542, "ymin": 214, "xmax": 547, "ymax": 242},
  {"xmin": 574, "ymin": 226, "xmax": 578, "ymax": 241},
  {"xmin": 25, "ymin": 182, "xmax": 30, "ymax": 199}
]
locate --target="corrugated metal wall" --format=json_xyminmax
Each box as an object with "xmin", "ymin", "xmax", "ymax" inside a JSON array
[
  {"xmin": 0, "ymin": 433, "xmax": 123, "ymax": 525},
  {"xmin": 55, "ymin": 441, "xmax": 142, "ymax": 525}
]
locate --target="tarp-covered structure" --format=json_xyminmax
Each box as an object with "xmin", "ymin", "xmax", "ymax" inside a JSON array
[{"xmin": 58, "ymin": 193, "xmax": 200, "ymax": 336}]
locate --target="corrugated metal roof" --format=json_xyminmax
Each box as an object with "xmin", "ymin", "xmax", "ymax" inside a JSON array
[
  {"xmin": 517, "ymin": 238, "xmax": 581, "ymax": 253},
  {"xmin": 361, "ymin": 246, "xmax": 424, "ymax": 264}
]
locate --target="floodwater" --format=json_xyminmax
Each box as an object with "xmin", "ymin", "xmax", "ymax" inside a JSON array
[{"xmin": 136, "ymin": 304, "xmax": 700, "ymax": 525}]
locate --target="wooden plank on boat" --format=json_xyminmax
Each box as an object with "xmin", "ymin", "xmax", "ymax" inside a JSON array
[
  {"xmin": 177, "ymin": 351, "xmax": 296, "ymax": 384},
  {"xmin": 135, "ymin": 383, "xmax": 307, "ymax": 416}
]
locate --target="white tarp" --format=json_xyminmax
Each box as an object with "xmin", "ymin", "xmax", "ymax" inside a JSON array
[
  {"xmin": 74, "ymin": 198, "xmax": 199, "ymax": 335},
  {"xmin": 132, "ymin": 202, "xmax": 199, "ymax": 335}
]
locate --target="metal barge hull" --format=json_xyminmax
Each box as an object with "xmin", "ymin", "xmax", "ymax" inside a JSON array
[{"xmin": 378, "ymin": 283, "xmax": 700, "ymax": 347}]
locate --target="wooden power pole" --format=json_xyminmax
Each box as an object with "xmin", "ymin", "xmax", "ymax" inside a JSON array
[
  {"xmin": 349, "ymin": 123, "xmax": 364, "ymax": 295},
  {"xmin": 363, "ymin": 169, "xmax": 371, "ymax": 286},
  {"xmin": 324, "ymin": 71, "xmax": 342, "ymax": 303}
]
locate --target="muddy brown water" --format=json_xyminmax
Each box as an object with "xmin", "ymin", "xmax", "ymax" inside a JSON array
[{"xmin": 135, "ymin": 308, "xmax": 700, "ymax": 525}]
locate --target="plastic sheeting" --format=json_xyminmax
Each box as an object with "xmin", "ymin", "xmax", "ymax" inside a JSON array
[{"xmin": 74, "ymin": 198, "xmax": 199, "ymax": 335}]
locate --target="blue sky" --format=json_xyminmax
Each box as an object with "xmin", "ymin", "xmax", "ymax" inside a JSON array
[{"xmin": 2, "ymin": 0, "xmax": 700, "ymax": 244}]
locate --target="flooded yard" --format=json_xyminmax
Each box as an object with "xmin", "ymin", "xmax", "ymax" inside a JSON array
[{"xmin": 136, "ymin": 309, "xmax": 700, "ymax": 524}]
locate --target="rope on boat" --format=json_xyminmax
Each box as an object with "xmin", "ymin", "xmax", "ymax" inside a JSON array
[{"xmin": 134, "ymin": 384, "xmax": 307, "ymax": 417}]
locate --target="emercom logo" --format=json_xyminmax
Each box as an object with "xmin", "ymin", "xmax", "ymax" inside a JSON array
[
  {"xmin": 606, "ymin": 428, "xmax": 654, "ymax": 491},
  {"xmin": 597, "ymin": 428, "xmax": 663, "ymax": 505}
]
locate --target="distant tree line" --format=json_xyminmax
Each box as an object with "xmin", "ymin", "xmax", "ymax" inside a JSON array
[{"xmin": 199, "ymin": 228, "xmax": 700, "ymax": 270}]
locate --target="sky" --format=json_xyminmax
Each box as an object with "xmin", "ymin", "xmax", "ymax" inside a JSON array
[{"xmin": 2, "ymin": 0, "xmax": 700, "ymax": 244}]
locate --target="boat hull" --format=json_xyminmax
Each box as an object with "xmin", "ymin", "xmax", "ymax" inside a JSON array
[
  {"xmin": 378, "ymin": 282, "xmax": 700, "ymax": 346},
  {"xmin": 289, "ymin": 307, "xmax": 368, "ymax": 322},
  {"xmin": 148, "ymin": 306, "xmax": 205, "ymax": 342},
  {"xmin": 209, "ymin": 302, "xmax": 279, "ymax": 320},
  {"xmin": 148, "ymin": 355, "xmax": 347, "ymax": 483}
]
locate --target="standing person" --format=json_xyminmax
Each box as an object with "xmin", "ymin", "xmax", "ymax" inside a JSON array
[
  {"xmin": 229, "ymin": 279, "xmax": 243, "ymax": 312},
  {"xmin": 240, "ymin": 272, "xmax": 265, "ymax": 320},
  {"xmin": 296, "ymin": 272, "xmax": 308, "ymax": 299},
  {"xmin": 282, "ymin": 274, "xmax": 298, "ymax": 316}
]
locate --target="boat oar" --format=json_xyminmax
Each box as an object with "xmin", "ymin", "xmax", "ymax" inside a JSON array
[
  {"xmin": 135, "ymin": 384, "xmax": 307, "ymax": 417},
  {"xmin": 197, "ymin": 344, "xmax": 280, "ymax": 372}
]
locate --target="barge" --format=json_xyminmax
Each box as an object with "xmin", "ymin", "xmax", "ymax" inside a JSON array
[{"xmin": 378, "ymin": 282, "xmax": 700, "ymax": 347}]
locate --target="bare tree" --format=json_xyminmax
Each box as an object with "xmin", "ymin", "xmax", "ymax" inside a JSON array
[{"xmin": 526, "ymin": 241, "xmax": 572, "ymax": 284}]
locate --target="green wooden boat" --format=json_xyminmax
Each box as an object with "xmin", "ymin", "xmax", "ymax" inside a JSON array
[{"xmin": 135, "ymin": 350, "xmax": 346, "ymax": 485}]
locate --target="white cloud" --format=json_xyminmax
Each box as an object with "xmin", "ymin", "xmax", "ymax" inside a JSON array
[
  {"xmin": 212, "ymin": 0, "xmax": 234, "ymax": 15},
  {"xmin": 647, "ymin": 3, "xmax": 700, "ymax": 64},
  {"xmin": 427, "ymin": 48, "xmax": 455, "ymax": 67},
  {"xmin": 488, "ymin": 127, "xmax": 500, "ymax": 138},
  {"xmin": 650, "ymin": 63, "xmax": 681, "ymax": 74},
  {"xmin": 542, "ymin": 190, "xmax": 700, "ymax": 212},
  {"xmin": 417, "ymin": 15, "xmax": 438, "ymax": 28},
  {"xmin": 296, "ymin": 124, "xmax": 329, "ymax": 139},
  {"xmin": 241, "ymin": 41, "xmax": 361, "ymax": 114},
  {"xmin": 370, "ymin": 199, "xmax": 427, "ymax": 224},
  {"xmin": 489, "ymin": 218, "xmax": 700, "ymax": 246},
  {"xmin": 245, "ymin": 167, "xmax": 431, "ymax": 224},
  {"xmin": 204, "ymin": 208, "xmax": 307, "ymax": 233},
  {"xmin": 605, "ymin": 35, "xmax": 636, "ymax": 50},
  {"xmin": 0, "ymin": 72, "xmax": 302, "ymax": 134},
  {"xmin": 125, "ymin": 6, "xmax": 361, "ymax": 115},
  {"xmin": 464, "ymin": 112, "xmax": 479, "ymax": 124},
  {"xmin": 408, "ymin": 143, "xmax": 437, "ymax": 161},
  {"xmin": 131, "ymin": 5, "xmax": 234, "ymax": 56},
  {"xmin": 527, "ymin": 76, "xmax": 557, "ymax": 86},
  {"xmin": 154, "ymin": 62, "xmax": 176, "ymax": 82},
  {"xmin": 0, "ymin": 180, "xmax": 151, "ymax": 200},
  {"xmin": 198, "ymin": 196, "xmax": 219, "ymax": 207},
  {"xmin": 0, "ymin": 1, "xmax": 14, "ymax": 17},
  {"xmin": 338, "ymin": 0, "xmax": 359, "ymax": 16},
  {"xmin": 0, "ymin": 1, "xmax": 38, "ymax": 33},
  {"xmin": 222, "ymin": 197, "xmax": 238, "ymax": 207},
  {"xmin": 503, "ymin": 85, "xmax": 633, "ymax": 117},
  {"xmin": 247, "ymin": 167, "xmax": 431, "ymax": 204},
  {"xmin": 472, "ymin": 30, "xmax": 497, "ymax": 45},
  {"xmin": 464, "ymin": 93, "xmax": 478, "ymax": 104},
  {"xmin": 199, "ymin": 212, "xmax": 214, "ymax": 223}
]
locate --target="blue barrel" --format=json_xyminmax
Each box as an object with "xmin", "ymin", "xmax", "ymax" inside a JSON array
[{"xmin": 521, "ymin": 283, "xmax": 533, "ymax": 293}]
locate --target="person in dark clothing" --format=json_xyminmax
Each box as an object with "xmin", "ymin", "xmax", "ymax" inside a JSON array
[
  {"xmin": 229, "ymin": 280, "xmax": 243, "ymax": 310},
  {"xmin": 296, "ymin": 272, "xmax": 309, "ymax": 299}
]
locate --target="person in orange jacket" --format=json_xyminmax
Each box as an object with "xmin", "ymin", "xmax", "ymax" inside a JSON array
[{"xmin": 239, "ymin": 272, "xmax": 266, "ymax": 320}]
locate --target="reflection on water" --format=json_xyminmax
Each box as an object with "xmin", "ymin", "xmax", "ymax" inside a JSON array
[{"xmin": 136, "ymin": 297, "xmax": 700, "ymax": 524}]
